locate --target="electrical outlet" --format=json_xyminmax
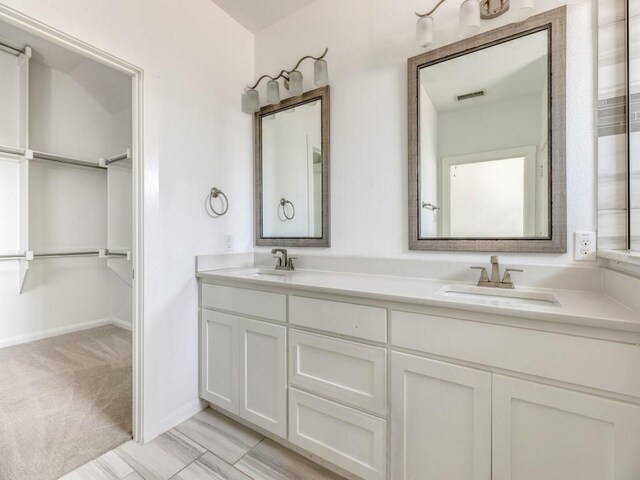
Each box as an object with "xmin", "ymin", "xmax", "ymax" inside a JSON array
[
  {"xmin": 574, "ymin": 231, "xmax": 596, "ymax": 262},
  {"xmin": 224, "ymin": 234, "xmax": 233, "ymax": 252}
]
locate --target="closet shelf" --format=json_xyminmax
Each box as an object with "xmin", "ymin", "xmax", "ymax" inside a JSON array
[
  {"xmin": 101, "ymin": 149, "xmax": 131, "ymax": 166},
  {"xmin": 32, "ymin": 151, "xmax": 107, "ymax": 170}
]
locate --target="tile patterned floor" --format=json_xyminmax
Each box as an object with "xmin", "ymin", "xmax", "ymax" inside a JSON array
[{"xmin": 61, "ymin": 408, "xmax": 346, "ymax": 480}]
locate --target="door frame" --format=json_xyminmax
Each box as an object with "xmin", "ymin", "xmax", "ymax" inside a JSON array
[{"xmin": 0, "ymin": 4, "xmax": 146, "ymax": 442}]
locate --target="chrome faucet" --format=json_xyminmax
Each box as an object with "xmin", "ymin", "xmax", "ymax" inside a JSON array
[
  {"xmin": 272, "ymin": 248, "xmax": 295, "ymax": 271},
  {"xmin": 471, "ymin": 256, "xmax": 522, "ymax": 289}
]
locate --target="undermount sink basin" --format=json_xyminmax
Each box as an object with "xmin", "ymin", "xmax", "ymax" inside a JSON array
[
  {"xmin": 438, "ymin": 284, "xmax": 561, "ymax": 308},
  {"xmin": 236, "ymin": 268, "xmax": 294, "ymax": 278}
]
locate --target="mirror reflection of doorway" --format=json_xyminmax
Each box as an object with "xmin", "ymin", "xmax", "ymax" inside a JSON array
[{"xmin": 441, "ymin": 148, "xmax": 537, "ymax": 238}]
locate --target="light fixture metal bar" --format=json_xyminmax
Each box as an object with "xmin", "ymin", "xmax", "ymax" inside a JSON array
[
  {"xmin": 247, "ymin": 48, "xmax": 329, "ymax": 91},
  {"xmin": 416, "ymin": 0, "xmax": 448, "ymax": 18}
]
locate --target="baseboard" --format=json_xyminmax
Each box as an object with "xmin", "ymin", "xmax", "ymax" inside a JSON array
[
  {"xmin": 0, "ymin": 317, "xmax": 114, "ymax": 348},
  {"xmin": 0, "ymin": 317, "xmax": 133, "ymax": 348},
  {"xmin": 110, "ymin": 317, "xmax": 132, "ymax": 331},
  {"xmin": 143, "ymin": 397, "xmax": 207, "ymax": 443}
]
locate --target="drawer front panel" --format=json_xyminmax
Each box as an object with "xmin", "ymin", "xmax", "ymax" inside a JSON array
[
  {"xmin": 392, "ymin": 310, "xmax": 640, "ymax": 398},
  {"xmin": 289, "ymin": 388, "xmax": 387, "ymax": 480},
  {"xmin": 289, "ymin": 331, "xmax": 387, "ymax": 415},
  {"xmin": 202, "ymin": 283, "xmax": 286, "ymax": 322},
  {"xmin": 289, "ymin": 296, "xmax": 387, "ymax": 342}
]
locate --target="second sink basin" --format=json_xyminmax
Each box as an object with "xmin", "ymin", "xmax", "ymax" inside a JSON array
[
  {"xmin": 235, "ymin": 268, "xmax": 294, "ymax": 279},
  {"xmin": 438, "ymin": 284, "xmax": 561, "ymax": 308}
]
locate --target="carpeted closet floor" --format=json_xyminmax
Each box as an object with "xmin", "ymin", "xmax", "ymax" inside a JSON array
[{"xmin": 0, "ymin": 325, "xmax": 132, "ymax": 480}]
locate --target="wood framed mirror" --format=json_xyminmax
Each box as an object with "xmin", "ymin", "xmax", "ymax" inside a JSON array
[
  {"xmin": 254, "ymin": 86, "xmax": 330, "ymax": 247},
  {"xmin": 408, "ymin": 7, "xmax": 566, "ymax": 252}
]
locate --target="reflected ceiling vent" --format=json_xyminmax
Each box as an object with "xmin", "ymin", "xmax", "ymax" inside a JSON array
[{"xmin": 456, "ymin": 90, "xmax": 486, "ymax": 101}]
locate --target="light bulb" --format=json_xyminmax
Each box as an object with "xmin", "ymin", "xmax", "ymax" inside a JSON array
[
  {"xmin": 459, "ymin": 0, "xmax": 481, "ymax": 38},
  {"xmin": 314, "ymin": 59, "xmax": 329, "ymax": 87},
  {"xmin": 267, "ymin": 80, "xmax": 280, "ymax": 105},
  {"xmin": 416, "ymin": 16, "xmax": 435, "ymax": 49},
  {"xmin": 288, "ymin": 70, "xmax": 303, "ymax": 96}
]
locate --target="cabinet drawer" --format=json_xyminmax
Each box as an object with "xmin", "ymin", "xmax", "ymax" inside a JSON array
[
  {"xmin": 289, "ymin": 389, "xmax": 387, "ymax": 480},
  {"xmin": 289, "ymin": 296, "xmax": 387, "ymax": 342},
  {"xmin": 392, "ymin": 310, "xmax": 640, "ymax": 398},
  {"xmin": 201, "ymin": 283, "xmax": 286, "ymax": 322},
  {"xmin": 289, "ymin": 331, "xmax": 387, "ymax": 415}
]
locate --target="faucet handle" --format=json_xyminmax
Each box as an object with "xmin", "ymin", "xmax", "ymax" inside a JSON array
[
  {"xmin": 470, "ymin": 266, "xmax": 489, "ymax": 283},
  {"xmin": 502, "ymin": 268, "xmax": 523, "ymax": 286}
]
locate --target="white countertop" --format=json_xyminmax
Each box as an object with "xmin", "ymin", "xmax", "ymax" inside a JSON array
[{"xmin": 197, "ymin": 267, "xmax": 640, "ymax": 335}]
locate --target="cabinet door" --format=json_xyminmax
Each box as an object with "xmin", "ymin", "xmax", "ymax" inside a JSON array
[
  {"xmin": 201, "ymin": 310, "xmax": 239, "ymax": 414},
  {"xmin": 239, "ymin": 318, "xmax": 287, "ymax": 437},
  {"xmin": 391, "ymin": 352, "xmax": 491, "ymax": 480},
  {"xmin": 492, "ymin": 375, "xmax": 640, "ymax": 480}
]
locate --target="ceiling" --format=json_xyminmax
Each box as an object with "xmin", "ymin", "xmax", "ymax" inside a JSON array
[
  {"xmin": 421, "ymin": 30, "xmax": 548, "ymax": 112},
  {"xmin": 0, "ymin": 20, "xmax": 131, "ymax": 114},
  {"xmin": 210, "ymin": 0, "xmax": 318, "ymax": 33}
]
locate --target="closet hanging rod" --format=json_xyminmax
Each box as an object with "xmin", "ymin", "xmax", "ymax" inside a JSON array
[
  {"xmin": 0, "ymin": 253, "xmax": 27, "ymax": 261},
  {"xmin": 0, "ymin": 41, "xmax": 25, "ymax": 57},
  {"xmin": 0, "ymin": 144, "xmax": 26, "ymax": 157},
  {"xmin": 33, "ymin": 251, "xmax": 103, "ymax": 259},
  {"xmin": 103, "ymin": 149, "xmax": 131, "ymax": 166},
  {"xmin": 0, "ymin": 250, "xmax": 128, "ymax": 261},
  {"xmin": 32, "ymin": 151, "xmax": 107, "ymax": 170}
]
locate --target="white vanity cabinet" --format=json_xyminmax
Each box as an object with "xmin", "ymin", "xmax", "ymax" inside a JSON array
[
  {"xmin": 200, "ymin": 284, "xmax": 287, "ymax": 437},
  {"xmin": 199, "ymin": 276, "xmax": 640, "ymax": 480}
]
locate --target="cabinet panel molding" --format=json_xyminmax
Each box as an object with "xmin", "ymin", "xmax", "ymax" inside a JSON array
[
  {"xmin": 391, "ymin": 352, "xmax": 491, "ymax": 480},
  {"xmin": 492, "ymin": 375, "xmax": 640, "ymax": 480},
  {"xmin": 392, "ymin": 310, "xmax": 640, "ymax": 398},
  {"xmin": 289, "ymin": 330, "xmax": 387, "ymax": 415},
  {"xmin": 289, "ymin": 388, "xmax": 387, "ymax": 480},
  {"xmin": 202, "ymin": 283, "xmax": 286, "ymax": 321},
  {"xmin": 201, "ymin": 310, "xmax": 239, "ymax": 414},
  {"xmin": 239, "ymin": 318, "xmax": 287, "ymax": 437},
  {"xmin": 289, "ymin": 296, "xmax": 387, "ymax": 342}
]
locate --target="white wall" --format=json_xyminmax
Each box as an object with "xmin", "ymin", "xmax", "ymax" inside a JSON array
[
  {"xmin": 1, "ymin": 0, "xmax": 254, "ymax": 441},
  {"xmin": 254, "ymin": 0, "xmax": 597, "ymax": 265},
  {"xmin": 29, "ymin": 61, "xmax": 115, "ymax": 159}
]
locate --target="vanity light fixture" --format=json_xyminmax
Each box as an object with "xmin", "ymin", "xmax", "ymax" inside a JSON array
[
  {"xmin": 415, "ymin": 0, "xmax": 534, "ymax": 48},
  {"xmin": 241, "ymin": 48, "xmax": 329, "ymax": 114}
]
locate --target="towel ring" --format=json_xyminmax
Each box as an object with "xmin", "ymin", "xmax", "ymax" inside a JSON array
[
  {"xmin": 206, "ymin": 187, "xmax": 229, "ymax": 217},
  {"xmin": 278, "ymin": 197, "xmax": 295, "ymax": 221}
]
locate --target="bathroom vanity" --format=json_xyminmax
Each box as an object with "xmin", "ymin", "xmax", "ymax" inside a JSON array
[{"xmin": 197, "ymin": 264, "xmax": 640, "ymax": 480}]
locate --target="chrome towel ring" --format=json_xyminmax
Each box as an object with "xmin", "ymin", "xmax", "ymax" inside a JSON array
[
  {"xmin": 278, "ymin": 197, "xmax": 295, "ymax": 221},
  {"xmin": 206, "ymin": 187, "xmax": 229, "ymax": 217}
]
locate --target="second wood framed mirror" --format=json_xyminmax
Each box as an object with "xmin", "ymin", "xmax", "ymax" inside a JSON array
[{"xmin": 408, "ymin": 7, "xmax": 566, "ymax": 253}]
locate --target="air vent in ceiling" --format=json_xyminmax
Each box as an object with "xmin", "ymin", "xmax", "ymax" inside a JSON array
[{"xmin": 456, "ymin": 90, "xmax": 486, "ymax": 101}]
